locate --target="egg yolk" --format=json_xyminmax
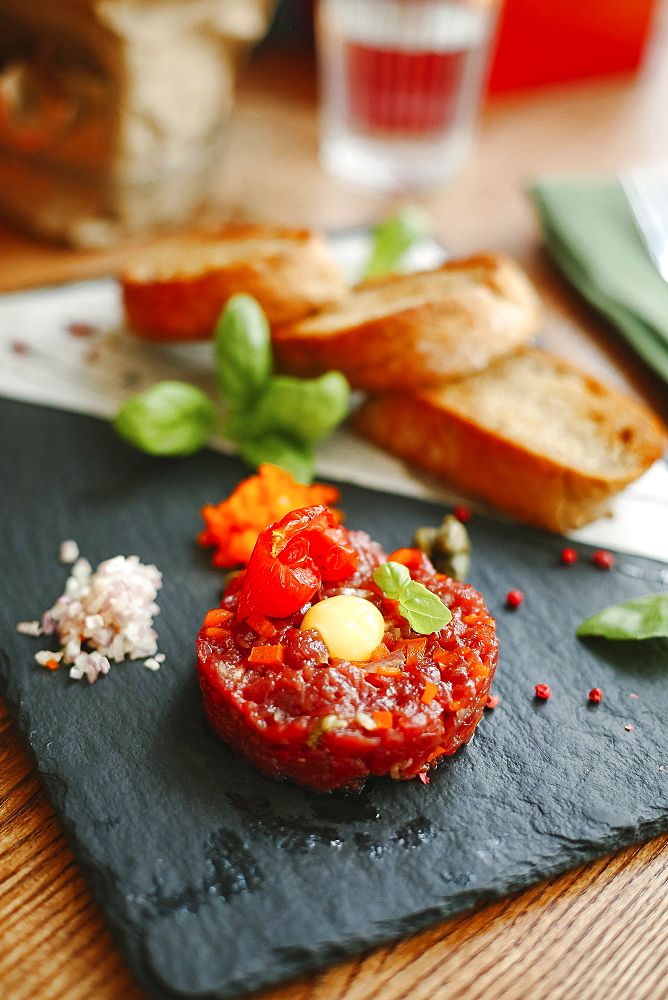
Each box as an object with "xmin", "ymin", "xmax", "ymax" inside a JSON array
[{"xmin": 300, "ymin": 595, "xmax": 385, "ymax": 661}]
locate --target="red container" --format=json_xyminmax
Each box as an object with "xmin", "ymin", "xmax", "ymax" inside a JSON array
[{"xmin": 488, "ymin": 0, "xmax": 659, "ymax": 92}]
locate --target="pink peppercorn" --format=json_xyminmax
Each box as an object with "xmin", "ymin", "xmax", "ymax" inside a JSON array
[
  {"xmin": 506, "ymin": 589, "xmax": 524, "ymax": 608},
  {"xmin": 535, "ymin": 684, "xmax": 551, "ymax": 700},
  {"xmin": 485, "ymin": 695, "xmax": 500, "ymax": 710},
  {"xmin": 454, "ymin": 505, "xmax": 470, "ymax": 523},
  {"xmin": 561, "ymin": 547, "xmax": 578, "ymax": 565},
  {"xmin": 593, "ymin": 549, "xmax": 615, "ymax": 570},
  {"xmin": 589, "ymin": 688, "xmax": 603, "ymax": 702},
  {"xmin": 67, "ymin": 321, "xmax": 97, "ymax": 337}
]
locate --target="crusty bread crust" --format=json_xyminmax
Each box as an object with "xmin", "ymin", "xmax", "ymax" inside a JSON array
[
  {"xmin": 355, "ymin": 348, "xmax": 667, "ymax": 533},
  {"xmin": 122, "ymin": 226, "xmax": 347, "ymax": 340},
  {"xmin": 272, "ymin": 254, "xmax": 542, "ymax": 390}
]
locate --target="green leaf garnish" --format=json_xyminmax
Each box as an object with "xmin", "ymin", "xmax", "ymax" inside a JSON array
[
  {"xmin": 399, "ymin": 586, "xmax": 453, "ymax": 635},
  {"xmin": 214, "ymin": 294, "xmax": 350, "ymax": 479},
  {"xmin": 373, "ymin": 561, "xmax": 411, "ymax": 601},
  {"xmin": 576, "ymin": 592, "xmax": 668, "ymax": 640},
  {"xmin": 114, "ymin": 293, "xmax": 350, "ymax": 476},
  {"xmin": 214, "ymin": 293, "xmax": 272, "ymax": 413},
  {"xmin": 373, "ymin": 561, "xmax": 452, "ymax": 635},
  {"xmin": 362, "ymin": 205, "xmax": 431, "ymax": 281},
  {"xmin": 113, "ymin": 381, "xmax": 215, "ymax": 456},
  {"xmin": 236, "ymin": 433, "xmax": 315, "ymax": 484},
  {"xmin": 240, "ymin": 371, "xmax": 351, "ymax": 445}
]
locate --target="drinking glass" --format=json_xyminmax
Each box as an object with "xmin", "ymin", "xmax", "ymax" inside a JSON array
[{"xmin": 316, "ymin": 0, "xmax": 500, "ymax": 192}]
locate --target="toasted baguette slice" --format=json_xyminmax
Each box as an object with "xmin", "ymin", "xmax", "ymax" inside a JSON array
[
  {"xmin": 122, "ymin": 226, "xmax": 347, "ymax": 340},
  {"xmin": 355, "ymin": 348, "xmax": 667, "ymax": 533},
  {"xmin": 271, "ymin": 254, "xmax": 542, "ymax": 390}
]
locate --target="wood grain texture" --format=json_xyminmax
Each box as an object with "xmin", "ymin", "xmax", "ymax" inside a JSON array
[{"xmin": 2, "ymin": 21, "xmax": 668, "ymax": 1000}]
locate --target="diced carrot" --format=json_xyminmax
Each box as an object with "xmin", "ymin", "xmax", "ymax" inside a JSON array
[
  {"xmin": 248, "ymin": 644, "xmax": 285, "ymax": 665},
  {"xmin": 203, "ymin": 608, "xmax": 233, "ymax": 627},
  {"xmin": 205, "ymin": 626, "xmax": 231, "ymax": 640},
  {"xmin": 45, "ymin": 659, "xmax": 60, "ymax": 671},
  {"xmin": 372, "ymin": 710, "xmax": 393, "ymax": 729},
  {"xmin": 376, "ymin": 665, "xmax": 403, "ymax": 677},
  {"xmin": 427, "ymin": 745, "xmax": 447, "ymax": 762},
  {"xmin": 404, "ymin": 637, "xmax": 427, "ymax": 666},
  {"xmin": 369, "ymin": 642, "xmax": 390, "ymax": 662},
  {"xmin": 421, "ymin": 681, "xmax": 439, "ymax": 705},
  {"xmin": 433, "ymin": 648, "xmax": 457, "ymax": 666},
  {"xmin": 246, "ymin": 615, "xmax": 277, "ymax": 638}
]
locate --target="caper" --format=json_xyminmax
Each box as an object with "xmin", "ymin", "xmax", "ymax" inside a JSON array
[{"xmin": 412, "ymin": 514, "xmax": 471, "ymax": 580}]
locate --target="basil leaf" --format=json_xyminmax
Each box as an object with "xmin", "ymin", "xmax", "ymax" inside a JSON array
[
  {"xmin": 373, "ymin": 561, "xmax": 411, "ymax": 601},
  {"xmin": 214, "ymin": 294, "xmax": 272, "ymax": 413},
  {"xmin": 241, "ymin": 371, "xmax": 350, "ymax": 445},
  {"xmin": 373, "ymin": 562, "xmax": 452, "ymax": 635},
  {"xmin": 362, "ymin": 205, "xmax": 431, "ymax": 280},
  {"xmin": 399, "ymin": 582, "xmax": 452, "ymax": 635},
  {"xmin": 237, "ymin": 432, "xmax": 315, "ymax": 484},
  {"xmin": 576, "ymin": 592, "xmax": 668, "ymax": 640},
  {"xmin": 113, "ymin": 381, "xmax": 215, "ymax": 456}
]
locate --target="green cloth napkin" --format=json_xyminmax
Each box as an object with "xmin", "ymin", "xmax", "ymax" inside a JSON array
[{"xmin": 529, "ymin": 177, "xmax": 668, "ymax": 386}]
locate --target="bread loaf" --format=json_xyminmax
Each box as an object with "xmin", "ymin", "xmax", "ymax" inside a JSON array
[
  {"xmin": 271, "ymin": 254, "xmax": 542, "ymax": 390},
  {"xmin": 122, "ymin": 226, "xmax": 348, "ymax": 339},
  {"xmin": 0, "ymin": 0, "xmax": 276, "ymax": 246},
  {"xmin": 355, "ymin": 347, "xmax": 668, "ymax": 533}
]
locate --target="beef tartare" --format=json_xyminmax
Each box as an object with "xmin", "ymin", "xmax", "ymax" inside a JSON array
[{"xmin": 196, "ymin": 505, "xmax": 497, "ymax": 791}]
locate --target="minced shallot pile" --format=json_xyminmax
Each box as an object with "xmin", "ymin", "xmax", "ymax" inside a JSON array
[{"xmin": 17, "ymin": 541, "xmax": 163, "ymax": 683}]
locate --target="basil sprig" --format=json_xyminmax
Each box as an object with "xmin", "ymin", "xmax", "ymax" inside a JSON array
[
  {"xmin": 373, "ymin": 561, "xmax": 452, "ymax": 635},
  {"xmin": 239, "ymin": 372, "xmax": 350, "ymax": 445},
  {"xmin": 362, "ymin": 205, "xmax": 431, "ymax": 281},
  {"xmin": 576, "ymin": 592, "xmax": 668, "ymax": 640},
  {"xmin": 216, "ymin": 295, "xmax": 351, "ymax": 483},
  {"xmin": 215, "ymin": 294, "xmax": 271, "ymax": 413},
  {"xmin": 113, "ymin": 381, "xmax": 215, "ymax": 456},
  {"xmin": 114, "ymin": 294, "xmax": 350, "ymax": 480},
  {"xmin": 237, "ymin": 433, "xmax": 314, "ymax": 487}
]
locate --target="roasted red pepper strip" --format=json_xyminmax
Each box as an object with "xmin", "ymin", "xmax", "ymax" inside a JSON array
[{"xmin": 237, "ymin": 505, "xmax": 358, "ymax": 620}]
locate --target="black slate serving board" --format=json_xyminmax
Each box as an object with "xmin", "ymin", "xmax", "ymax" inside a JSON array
[{"xmin": 1, "ymin": 397, "xmax": 667, "ymax": 1000}]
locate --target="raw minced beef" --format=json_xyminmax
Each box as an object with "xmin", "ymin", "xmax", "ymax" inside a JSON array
[{"xmin": 197, "ymin": 530, "xmax": 498, "ymax": 792}]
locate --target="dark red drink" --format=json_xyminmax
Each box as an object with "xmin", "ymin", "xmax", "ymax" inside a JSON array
[
  {"xmin": 317, "ymin": 0, "xmax": 496, "ymax": 189},
  {"xmin": 346, "ymin": 44, "xmax": 468, "ymax": 135}
]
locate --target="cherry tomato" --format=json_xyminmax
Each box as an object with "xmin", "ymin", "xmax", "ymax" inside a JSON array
[{"xmin": 237, "ymin": 506, "xmax": 358, "ymax": 619}]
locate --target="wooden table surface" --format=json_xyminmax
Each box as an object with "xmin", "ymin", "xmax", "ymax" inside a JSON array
[{"xmin": 2, "ymin": 35, "xmax": 668, "ymax": 1000}]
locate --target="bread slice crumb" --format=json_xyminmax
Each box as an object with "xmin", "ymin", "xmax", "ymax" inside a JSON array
[{"xmin": 355, "ymin": 347, "xmax": 668, "ymax": 533}]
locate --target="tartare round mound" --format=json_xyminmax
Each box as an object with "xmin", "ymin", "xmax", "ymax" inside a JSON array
[{"xmin": 196, "ymin": 507, "xmax": 497, "ymax": 792}]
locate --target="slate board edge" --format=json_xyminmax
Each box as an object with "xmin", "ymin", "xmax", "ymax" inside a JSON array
[{"xmin": 3, "ymin": 640, "xmax": 668, "ymax": 1000}]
